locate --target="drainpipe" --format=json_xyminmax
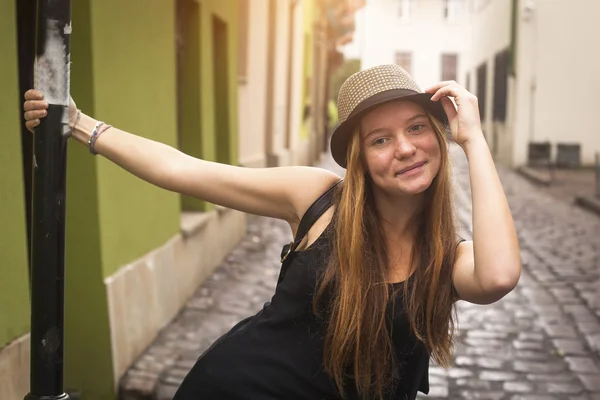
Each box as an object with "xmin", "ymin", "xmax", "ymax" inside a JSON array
[
  {"xmin": 522, "ymin": 0, "xmax": 537, "ymax": 142},
  {"xmin": 25, "ymin": 1, "xmax": 72, "ymax": 399},
  {"xmin": 509, "ymin": 0, "xmax": 518, "ymax": 78}
]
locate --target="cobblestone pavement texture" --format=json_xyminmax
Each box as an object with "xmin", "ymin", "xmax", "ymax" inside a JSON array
[{"xmin": 121, "ymin": 146, "xmax": 600, "ymax": 400}]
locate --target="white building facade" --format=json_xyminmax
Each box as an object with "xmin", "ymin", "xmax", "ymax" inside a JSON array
[
  {"xmin": 350, "ymin": 0, "xmax": 600, "ymax": 167},
  {"xmin": 359, "ymin": 0, "xmax": 472, "ymax": 89},
  {"xmin": 465, "ymin": 0, "xmax": 600, "ymax": 167}
]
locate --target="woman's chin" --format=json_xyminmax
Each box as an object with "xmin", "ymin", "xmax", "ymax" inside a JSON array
[
  {"xmin": 373, "ymin": 175, "xmax": 434, "ymax": 197},
  {"xmin": 403, "ymin": 185, "xmax": 431, "ymax": 196},
  {"xmin": 393, "ymin": 175, "xmax": 433, "ymax": 195}
]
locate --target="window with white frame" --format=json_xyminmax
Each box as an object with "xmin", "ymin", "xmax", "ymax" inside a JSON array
[
  {"xmin": 398, "ymin": 0, "xmax": 413, "ymax": 22},
  {"xmin": 441, "ymin": 53, "xmax": 458, "ymax": 81},
  {"xmin": 395, "ymin": 52, "xmax": 412, "ymax": 75},
  {"xmin": 493, "ymin": 49, "xmax": 510, "ymax": 122},
  {"xmin": 476, "ymin": 62, "xmax": 487, "ymax": 121},
  {"xmin": 444, "ymin": 0, "xmax": 465, "ymax": 22}
]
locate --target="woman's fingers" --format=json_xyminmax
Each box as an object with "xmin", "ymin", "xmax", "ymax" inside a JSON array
[
  {"xmin": 430, "ymin": 84, "xmax": 462, "ymax": 102},
  {"xmin": 23, "ymin": 90, "xmax": 46, "ymax": 133},
  {"xmin": 424, "ymin": 81, "xmax": 456, "ymax": 93},
  {"xmin": 24, "ymin": 109, "xmax": 48, "ymax": 121},
  {"xmin": 24, "ymin": 100, "xmax": 48, "ymax": 112},
  {"xmin": 426, "ymin": 81, "xmax": 472, "ymax": 102},
  {"xmin": 440, "ymin": 96, "xmax": 458, "ymax": 120},
  {"xmin": 25, "ymin": 119, "xmax": 40, "ymax": 133},
  {"xmin": 24, "ymin": 89, "xmax": 44, "ymax": 101}
]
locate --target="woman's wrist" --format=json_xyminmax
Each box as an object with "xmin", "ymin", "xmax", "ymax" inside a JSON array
[
  {"xmin": 70, "ymin": 112, "xmax": 98, "ymax": 146},
  {"xmin": 69, "ymin": 112, "xmax": 114, "ymax": 155},
  {"xmin": 460, "ymin": 133, "xmax": 488, "ymax": 156}
]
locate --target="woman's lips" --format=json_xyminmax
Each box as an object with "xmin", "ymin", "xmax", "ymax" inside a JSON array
[{"xmin": 397, "ymin": 161, "xmax": 426, "ymax": 176}]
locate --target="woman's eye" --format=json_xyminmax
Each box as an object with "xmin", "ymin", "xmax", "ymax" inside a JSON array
[
  {"xmin": 373, "ymin": 138, "xmax": 388, "ymax": 146},
  {"xmin": 409, "ymin": 124, "xmax": 425, "ymax": 133}
]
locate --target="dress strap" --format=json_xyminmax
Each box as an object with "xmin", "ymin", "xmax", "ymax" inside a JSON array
[
  {"xmin": 278, "ymin": 180, "xmax": 342, "ymax": 282},
  {"xmin": 293, "ymin": 180, "xmax": 342, "ymax": 249}
]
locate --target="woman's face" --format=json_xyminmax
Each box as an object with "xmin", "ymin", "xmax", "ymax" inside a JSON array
[{"xmin": 359, "ymin": 99, "xmax": 441, "ymax": 197}]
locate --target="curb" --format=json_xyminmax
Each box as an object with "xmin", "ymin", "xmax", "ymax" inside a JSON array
[
  {"xmin": 516, "ymin": 166, "xmax": 552, "ymax": 186},
  {"xmin": 575, "ymin": 195, "xmax": 600, "ymax": 217}
]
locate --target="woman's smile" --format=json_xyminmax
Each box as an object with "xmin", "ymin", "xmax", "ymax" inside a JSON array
[{"xmin": 396, "ymin": 161, "xmax": 427, "ymax": 177}]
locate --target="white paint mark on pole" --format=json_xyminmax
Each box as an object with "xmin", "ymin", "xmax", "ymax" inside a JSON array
[{"xmin": 34, "ymin": 19, "xmax": 70, "ymax": 106}]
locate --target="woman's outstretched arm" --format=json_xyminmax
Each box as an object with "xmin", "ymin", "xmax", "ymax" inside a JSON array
[{"xmin": 24, "ymin": 90, "xmax": 341, "ymax": 224}]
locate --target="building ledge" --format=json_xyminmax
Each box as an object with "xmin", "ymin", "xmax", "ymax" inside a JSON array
[
  {"xmin": 180, "ymin": 206, "xmax": 232, "ymax": 239},
  {"xmin": 111, "ymin": 208, "xmax": 247, "ymax": 393}
]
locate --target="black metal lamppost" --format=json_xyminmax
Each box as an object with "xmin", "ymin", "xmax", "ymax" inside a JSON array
[{"xmin": 25, "ymin": 1, "xmax": 72, "ymax": 399}]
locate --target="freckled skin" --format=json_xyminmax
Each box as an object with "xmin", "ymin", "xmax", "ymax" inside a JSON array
[{"xmin": 359, "ymin": 99, "xmax": 441, "ymax": 200}]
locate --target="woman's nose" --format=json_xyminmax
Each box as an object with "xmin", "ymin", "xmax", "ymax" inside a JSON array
[{"xmin": 394, "ymin": 137, "xmax": 417, "ymax": 159}]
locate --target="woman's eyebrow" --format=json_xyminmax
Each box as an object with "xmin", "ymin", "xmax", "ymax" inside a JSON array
[
  {"xmin": 364, "ymin": 127, "xmax": 390, "ymax": 139},
  {"xmin": 406, "ymin": 113, "xmax": 428, "ymax": 122},
  {"xmin": 364, "ymin": 114, "xmax": 428, "ymax": 138}
]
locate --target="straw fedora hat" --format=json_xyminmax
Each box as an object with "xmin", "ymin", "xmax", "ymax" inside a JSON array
[{"xmin": 330, "ymin": 64, "xmax": 449, "ymax": 168}]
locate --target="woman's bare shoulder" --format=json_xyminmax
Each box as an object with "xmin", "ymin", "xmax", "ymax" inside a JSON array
[{"xmin": 285, "ymin": 166, "xmax": 342, "ymax": 224}]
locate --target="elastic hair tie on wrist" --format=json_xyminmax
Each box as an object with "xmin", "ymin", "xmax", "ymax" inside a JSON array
[{"xmin": 66, "ymin": 109, "xmax": 81, "ymax": 138}]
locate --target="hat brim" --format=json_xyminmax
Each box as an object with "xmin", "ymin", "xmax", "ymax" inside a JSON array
[{"xmin": 330, "ymin": 89, "xmax": 449, "ymax": 168}]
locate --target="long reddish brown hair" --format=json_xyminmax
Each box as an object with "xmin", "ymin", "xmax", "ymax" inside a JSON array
[{"xmin": 314, "ymin": 111, "xmax": 460, "ymax": 399}]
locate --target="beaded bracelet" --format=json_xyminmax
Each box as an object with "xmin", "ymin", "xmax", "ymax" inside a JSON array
[
  {"xmin": 92, "ymin": 124, "xmax": 112, "ymax": 154},
  {"xmin": 88, "ymin": 121, "xmax": 104, "ymax": 155},
  {"xmin": 89, "ymin": 123, "xmax": 113, "ymax": 155}
]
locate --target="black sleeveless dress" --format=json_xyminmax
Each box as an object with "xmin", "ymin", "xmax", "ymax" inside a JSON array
[{"xmin": 173, "ymin": 222, "xmax": 432, "ymax": 400}]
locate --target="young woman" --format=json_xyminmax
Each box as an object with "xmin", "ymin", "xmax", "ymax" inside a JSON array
[{"xmin": 23, "ymin": 64, "xmax": 521, "ymax": 400}]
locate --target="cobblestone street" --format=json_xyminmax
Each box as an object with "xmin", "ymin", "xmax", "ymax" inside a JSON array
[{"xmin": 121, "ymin": 147, "xmax": 600, "ymax": 400}]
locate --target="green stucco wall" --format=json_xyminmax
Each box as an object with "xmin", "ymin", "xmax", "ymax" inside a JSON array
[
  {"xmin": 0, "ymin": 0, "xmax": 31, "ymax": 350},
  {"xmin": 90, "ymin": 0, "xmax": 181, "ymax": 279},
  {"xmin": 3, "ymin": 1, "xmax": 240, "ymax": 398},
  {"xmin": 62, "ymin": 0, "xmax": 185, "ymax": 398},
  {"xmin": 177, "ymin": 0, "xmax": 204, "ymax": 211},
  {"xmin": 63, "ymin": 1, "xmax": 240, "ymax": 398},
  {"xmin": 201, "ymin": 0, "xmax": 238, "ymax": 168},
  {"xmin": 182, "ymin": 0, "xmax": 239, "ymax": 211},
  {"xmin": 62, "ymin": 1, "xmax": 114, "ymax": 398}
]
